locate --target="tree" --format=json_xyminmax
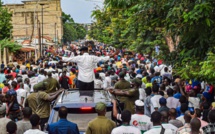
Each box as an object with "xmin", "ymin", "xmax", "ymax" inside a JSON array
[
  {"xmin": 89, "ymin": 0, "xmax": 215, "ymax": 82},
  {"xmin": 0, "ymin": 38, "xmax": 21, "ymax": 52},
  {"xmin": 62, "ymin": 12, "xmax": 87, "ymax": 43},
  {"xmin": 0, "ymin": 1, "xmax": 13, "ymax": 39}
]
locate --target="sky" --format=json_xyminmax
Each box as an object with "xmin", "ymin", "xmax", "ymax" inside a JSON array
[{"xmin": 2, "ymin": 0, "xmax": 104, "ymax": 23}]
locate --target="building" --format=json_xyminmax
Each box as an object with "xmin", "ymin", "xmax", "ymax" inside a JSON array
[{"xmin": 3, "ymin": 0, "xmax": 63, "ymax": 44}]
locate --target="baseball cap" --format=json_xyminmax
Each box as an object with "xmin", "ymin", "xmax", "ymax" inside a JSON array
[
  {"xmin": 95, "ymin": 102, "xmax": 106, "ymax": 112},
  {"xmin": 159, "ymin": 97, "xmax": 167, "ymax": 104},
  {"xmin": 131, "ymin": 78, "xmax": 142, "ymax": 85},
  {"xmin": 135, "ymin": 100, "xmax": 144, "ymax": 107}
]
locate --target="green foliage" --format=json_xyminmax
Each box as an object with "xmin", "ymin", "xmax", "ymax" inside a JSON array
[
  {"xmin": 0, "ymin": 38, "xmax": 21, "ymax": 52},
  {"xmin": 62, "ymin": 12, "xmax": 87, "ymax": 43},
  {"xmin": 198, "ymin": 52, "xmax": 215, "ymax": 83},
  {"xmin": 89, "ymin": 0, "xmax": 215, "ymax": 82},
  {"xmin": 0, "ymin": 2, "xmax": 13, "ymax": 40},
  {"xmin": 89, "ymin": 0, "xmax": 169, "ymax": 55}
]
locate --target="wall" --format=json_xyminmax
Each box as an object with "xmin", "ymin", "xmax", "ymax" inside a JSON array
[{"xmin": 4, "ymin": 0, "xmax": 63, "ymax": 43}]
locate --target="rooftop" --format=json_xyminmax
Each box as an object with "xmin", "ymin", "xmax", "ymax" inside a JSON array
[
  {"xmin": 3, "ymin": 0, "xmax": 53, "ymax": 5},
  {"xmin": 22, "ymin": 0, "xmax": 53, "ymax": 2}
]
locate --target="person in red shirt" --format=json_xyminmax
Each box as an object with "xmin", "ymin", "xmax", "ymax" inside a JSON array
[
  {"xmin": 10, "ymin": 68, "xmax": 17, "ymax": 79},
  {"xmin": 59, "ymin": 71, "xmax": 70, "ymax": 89}
]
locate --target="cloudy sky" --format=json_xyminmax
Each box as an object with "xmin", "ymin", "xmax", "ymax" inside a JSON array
[{"xmin": 2, "ymin": 0, "xmax": 104, "ymax": 23}]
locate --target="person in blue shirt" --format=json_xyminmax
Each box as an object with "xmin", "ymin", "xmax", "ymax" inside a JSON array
[
  {"xmin": 47, "ymin": 106, "xmax": 80, "ymax": 134},
  {"xmin": 151, "ymin": 72, "xmax": 162, "ymax": 85},
  {"xmin": 176, "ymin": 96, "xmax": 187, "ymax": 117},
  {"xmin": 1, "ymin": 62, "xmax": 4, "ymax": 69},
  {"xmin": 173, "ymin": 85, "xmax": 182, "ymax": 99},
  {"xmin": 0, "ymin": 69, "xmax": 6, "ymax": 83}
]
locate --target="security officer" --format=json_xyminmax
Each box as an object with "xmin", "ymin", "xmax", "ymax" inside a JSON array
[
  {"xmin": 86, "ymin": 102, "xmax": 116, "ymax": 134},
  {"xmin": 108, "ymin": 78, "xmax": 141, "ymax": 114}
]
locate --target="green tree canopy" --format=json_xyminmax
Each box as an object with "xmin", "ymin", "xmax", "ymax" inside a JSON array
[
  {"xmin": 89, "ymin": 0, "xmax": 215, "ymax": 82},
  {"xmin": 0, "ymin": 1, "xmax": 13, "ymax": 40},
  {"xmin": 62, "ymin": 12, "xmax": 87, "ymax": 43},
  {"xmin": 0, "ymin": 38, "xmax": 21, "ymax": 52}
]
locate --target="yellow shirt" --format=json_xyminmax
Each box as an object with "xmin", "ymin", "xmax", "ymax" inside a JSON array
[
  {"xmin": 142, "ymin": 77, "xmax": 147, "ymax": 84},
  {"xmin": 145, "ymin": 83, "xmax": 152, "ymax": 88},
  {"xmin": 26, "ymin": 63, "xmax": 30, "ymax": 68},
  {"xmin": 116, "ymin": 61, "xmax": 122, "ymax": 68}
]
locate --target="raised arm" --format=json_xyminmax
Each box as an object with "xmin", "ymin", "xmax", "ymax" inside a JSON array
[
  {"xmin": 93, "ymin": 56, "xmax": 110, "ymax": 63},
  {"xmin": 108, "ymin": 88, "xmax": 133, "ymax": 97},
  {"xmin": 58, "ymin": 55, "xmax": 78, "ymax": 63},
  {"xmin": 46, "ymin": 89, "xmax": 64, "ymax": 101}
]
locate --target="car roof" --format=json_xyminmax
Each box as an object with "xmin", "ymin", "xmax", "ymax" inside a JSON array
[{"xmin": 54, "ymin": 89, "xmax": 112, "ymax": 109}]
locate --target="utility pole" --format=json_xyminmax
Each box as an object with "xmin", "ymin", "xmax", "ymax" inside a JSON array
[
  {"xmin": 40, "ymin": 4, "xmax": 45, "ymax": 56},
  {"xmin": 38, "ymin": 19, "xmax": 41, "ymax": 58},
  {"xmin": 55, "ymin": 23, "xmax": 57, "ymax": 46},
  {"xmin": 57, "ymin": 30, "xmax": 58, "ymax": 46}
]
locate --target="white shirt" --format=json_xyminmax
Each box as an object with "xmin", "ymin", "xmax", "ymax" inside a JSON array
[
  {"xmin": 0, "ymin": 118, "xmax": 11, "ymax": 134},
  {"xmin": 8, "ymin": 79, "xmax": 17, "ymax": 86},
  {"xmin": 188, "ymin": 97, "xmax": 200, "ymax": 109},
  {"xmin": 16, "ymin": 88, "xmax": 27, "ymax": 105},
  {"xmin": 63, "ymin": 53, "xmax": 110, "ymax": 83},
  {"xmin": 162, "ymin": 123, "xmax": 178, "ymax": 134},
  {"xmin": 37, "ymin": 74, "xmax": 46, "ymax": 83},
  {"xmin": 154, "ymin": 66, "xmax": 160, "ymax": 72},
  {"xmin": 111, "ymin": 126, "xmax": 141, "ymax": 134},
  {"xmin": 94, "ymin": 79, "xmax": 103, "ymax": 89},
  {"xmin": 103, "ymin": 76, "xmax": 111, "ymax": 89},
  {"xmin": 176, "ymin": 115, "xmax": 185, "ymax": 125},
  {"xmin": 52, "ymin": 73, "xmax": 59, "ymax": 81},
  {"xmin": 29, "ymin": 77, "xmax": 38, "ymax": 92},
  {"xmin": 150, "ymin": 94, "xmax": 162, "ymax": 113},
  {"xmin": 145, "ymin": 125, "xmax": 174, "ymax": 134},
  {"xmin": 124, "ymin": 73, "xmax": 130, "ymax": 82},
  {"xmin": 22, "ymin": 74, "xmax": 28, "ymax": 82},
  {"xmin": 24, "ymin": 129, "xmax": 46, "ymax": 134},
  {"xmin": 99, "ymin": 72, "xmax": 106, "ymax": 81},
  {"xmin": 159, "ymin": 64, "xmax": 167, "ymax": 75},
  {"xmin": 167, "ymin": 97, "xmax": 180, "ymax": 109},
  {"xmin": 24, "ymin": 84, "xmax": 30, "ymax": 93},
  {"xmin": 139, "ymin": 87, "xmax": 146, "ymax": 100},
  {"xmin": 44, "ymin": 68, "xmax": 55, "ymax": 73},
  {"xmin": 130, "ymin": 114, "xmax": 153, "ymax": 132}
]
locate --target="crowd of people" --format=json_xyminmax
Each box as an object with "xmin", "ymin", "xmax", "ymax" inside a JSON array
[{"xmin": 0, "ymin": 41, "xmax": 214, "ymax": 134}]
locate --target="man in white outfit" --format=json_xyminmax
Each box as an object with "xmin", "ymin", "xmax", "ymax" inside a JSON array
[{"xmin": 58, "ymin": 46, "xmax": 110, "ymax": 90}]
